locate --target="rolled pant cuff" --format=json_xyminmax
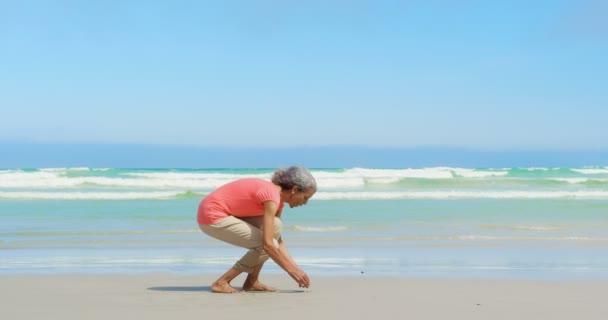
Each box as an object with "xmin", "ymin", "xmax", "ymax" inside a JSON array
[{"xmin": 233, "ymin": 262, "xmax": 255, "ymax": 273}]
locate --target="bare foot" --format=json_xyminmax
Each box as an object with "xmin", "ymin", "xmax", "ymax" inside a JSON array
[
  {"xmin": 243, "ymin": 280, "xmax": 276, "ymax": 292},
  {"xmin": 211, "ymin": 281, "xmax": 241, "ymax": 294}
]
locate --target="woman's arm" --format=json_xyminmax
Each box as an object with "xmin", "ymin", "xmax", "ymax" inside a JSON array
[
  {"xmin": 277, "ymin": 237, "xmax": 299, "ymax": 269},
  {"xmin": 262, "ymin": 201, "xmax": 310, "ymax": 288},
  {"xmin": 275, "ymin": 205, "xmax": 283, "ymax": 218}
]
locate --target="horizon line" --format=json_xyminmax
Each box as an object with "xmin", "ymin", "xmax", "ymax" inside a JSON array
[{"xmin": 2, "ymin": 141, "xmax": 608, "ymax": 153}]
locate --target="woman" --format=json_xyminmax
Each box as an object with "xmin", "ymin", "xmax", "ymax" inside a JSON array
[{"xmin": 198, "ymin": 166, "xmax": 317, "ymax": 293}]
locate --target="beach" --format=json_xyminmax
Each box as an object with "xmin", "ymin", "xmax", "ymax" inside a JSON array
[
  {"xmin": 2, "ymin": 167, "xmax": 608, "ymax": 319},
  {"xmin": 2, "ymin": 274, "xmax": 607, "ymax": 320},
  {"xmin": 4, "ymin": 0, "xmax": 607, "ymax": 317}
]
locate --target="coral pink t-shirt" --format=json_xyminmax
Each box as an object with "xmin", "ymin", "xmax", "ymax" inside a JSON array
[{"xmin": 197, "ymin": 178, "xmax": 283, "ymax": 225}]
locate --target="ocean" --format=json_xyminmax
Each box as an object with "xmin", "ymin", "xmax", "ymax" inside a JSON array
[{"xmin": 1, "ymin": 167, "xmax": 608, "ymax": 279}]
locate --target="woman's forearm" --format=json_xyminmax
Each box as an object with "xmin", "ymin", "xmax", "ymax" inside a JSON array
[
  {"xmin": 264, "ymin": 241, "xmax": 298, "ymax": 272},
  {"xmin": 261, "ymin": 201, "xmax": 301, "ymax": 274},
  {"xmin": 278, "ymin": 239, "xmax": 299, "ymax": 268}
]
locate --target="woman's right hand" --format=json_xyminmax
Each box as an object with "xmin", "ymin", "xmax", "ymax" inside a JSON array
[{"xmin": 288, "ymin": 268, "xmax": 310, "ymax": 288}]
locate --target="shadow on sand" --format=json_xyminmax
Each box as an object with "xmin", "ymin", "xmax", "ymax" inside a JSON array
[
  {"xmin": 147, "ymin": 286, "xmax": 306, "ymax": 293},
  {"xmin": 148, "ymin": 286, "xmax": 213, "ymax": 292}
]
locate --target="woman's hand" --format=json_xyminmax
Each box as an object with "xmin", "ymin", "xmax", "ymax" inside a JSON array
[{"xmin": 288, "ymin": 268, "xmax": 310, "ymax": 288}]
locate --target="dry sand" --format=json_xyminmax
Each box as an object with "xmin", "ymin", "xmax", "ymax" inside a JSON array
[{"xmin": 1, "ymin": 274, "xmax": 607, "ymax": 320}]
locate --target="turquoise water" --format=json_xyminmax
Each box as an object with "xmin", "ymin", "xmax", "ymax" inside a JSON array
[{"xmin": 1, "ymin": 167, "xmax": 608, "ymax": 279}]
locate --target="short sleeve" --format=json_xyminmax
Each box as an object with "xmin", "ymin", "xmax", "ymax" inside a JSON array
[{"xmin": 255, "ymin": 185, "xmax": 280, "ymax": 205}]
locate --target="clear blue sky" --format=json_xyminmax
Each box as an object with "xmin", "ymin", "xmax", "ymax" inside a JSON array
[{"xmin": 1, "ymin": 0, "xmax": 607, "ymax": 150}]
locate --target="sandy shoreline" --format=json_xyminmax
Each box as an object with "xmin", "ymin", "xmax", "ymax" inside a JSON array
[{"xmin": 1, "ymin": 274, "xmax": 607, "ymax": 320}]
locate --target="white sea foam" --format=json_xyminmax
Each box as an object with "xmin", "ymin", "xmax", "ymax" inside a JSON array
[
  {"xmin": 449, "ymin": 168, "xmax": 508, "ymax": 178},
  {"xmin": 1, "ymin": 168, "xmax": 454, "ymax": 190},
  {"xmin": 0, "ymin": 170, "xmax": 60, "ymax": 180},
  {"xmin": 39, "ymin": 168, "xmax": 73, "ymax": 172},
  {"xmin": 125, "ymin": 172, "xmax": 270, "ymax": 180},
  {"xmin": 0, "ymin": 174, "xmax": 242, "ymax": 189},
  {"xmin": 321, "ymin": 167, "xmax": 509, "ymax": 183},
  {"xmin": 76, "ymin": 177, "xmax": 232, "ymax": 189},
  {"xmin": 524, "ymin": 167, "xmax": 550, "ymax": 171},
  {"xmin": 366, "ymin": 177, "xmax": 402, "ymax": 184},
  {"xmin": 313, "ymin": 167, "xmax": 508, "ymax": 189},
  {"xmin": 1, "ymin": 167, "xmax": 605, "ymax": 192},
  {"xmin": 571, "ymin": 168, "xmax": 608, "ymax": 174},
  {"xmin": 314, "ymin": 190, "xmax": 608, "ymax": 200},
  {"xmin": 0, "ymin": 191, "xmax": 183, "ymax": 200},
  {"xmin": 344, "ymin": 167, "xmax": 454, "ymax": 179},
  {"xmin": 551, "ymin": 178, "xmax": 608, "ymax": 185},
  {"xmin": 311, "ymin": 168, "xmax": 452, "ymax": 188},
  {"xmin": 0, "ymin": 170, "xmax": 76, "ymax": 188},
  {"xmin": 550, "ymin": 178, "xmax": 589, "ymax": 184}
]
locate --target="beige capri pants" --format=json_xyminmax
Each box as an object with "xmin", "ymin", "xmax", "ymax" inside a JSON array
[{"xmin": 199, "ymin": 216, "xmax": 282, "ymax": 273}]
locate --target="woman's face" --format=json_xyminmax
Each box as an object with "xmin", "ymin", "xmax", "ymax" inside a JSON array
[{"xmin": 288, "ymin": 187, "xmax": 316, "ymax": 208}]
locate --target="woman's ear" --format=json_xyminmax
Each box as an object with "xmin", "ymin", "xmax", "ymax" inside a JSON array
[{"xmin": 291, "ymin": 186, "xmax": 299, "ymax": 194}]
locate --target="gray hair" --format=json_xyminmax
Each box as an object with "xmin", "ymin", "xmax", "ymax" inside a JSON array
[{"xmin": 271, "ymin": 166, "xmax": 317, "ymax": 192}]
